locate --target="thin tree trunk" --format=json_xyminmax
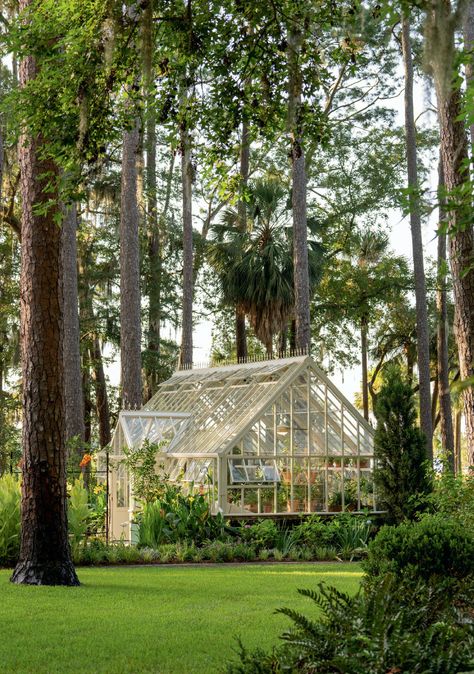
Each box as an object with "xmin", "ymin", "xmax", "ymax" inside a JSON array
[
  {"xmin": 12, "ymin": 0, "xmax": 78, "ymax": 585},
  {"xmin": 455, "ymin": 408, "xmax": 462, "ymax": 473},
  {"xmin": 236, "ymin": 306, "xmax": 247, "ymax": 362},
  {"xmin": 361, "ymin": 315, "xmax": 369, "ymax": 421},
  {"xmin": 278, "ymin": 328, "xmax": 288, "ymax": 357},
  {"xmin": 143, "ymin": 3, "xmax": 161, "ymax": 399},
  {"xmin": 401, "ymin": 16, "xmax": 433, "ymax": 460},
  {"xmin": 179, "ymin": 95, "xmax": 193, "ymax": 369},
  {"xmin": 437, "ymin": 160, "xmax": 455, "ymax": 469},
  {"xmin": 431, "ymin": 376, "xmax": 439, "ymax": 426},
  {"xmin": 89, "ymin": 337, "xmax": 111, "ymax": 448},
  {"xmin": 120, "ymin": 120, "xmax": 142, "ymax": 408},
  {"xmin": 289, "ymin": 318, "xmax": 296, "ymax": 352},
  {"xmin": 288, "ymin": 28, "xmax": 311, "ymax": 353},
  {"xmin": 235, "ymin": 118, "xmax": 250, "ymax": 361},
  {"xmin": 62, "ymin": 204, "xmax": 85, "ymax": 454},
  {"xmin": 82, "ymin": 362, "xmax": 92, "ymax": 445}
]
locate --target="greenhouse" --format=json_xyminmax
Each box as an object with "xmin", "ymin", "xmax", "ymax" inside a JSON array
[{"xmin": 105, "ymin": 355, "xmax": 377, "ymax": 541}]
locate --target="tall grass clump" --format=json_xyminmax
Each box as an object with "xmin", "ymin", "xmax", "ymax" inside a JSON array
[{"xmin": 0, "ymin": 474, "xmax": 20, "ymax": 566}]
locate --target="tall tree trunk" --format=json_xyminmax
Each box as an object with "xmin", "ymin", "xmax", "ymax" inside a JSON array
[
  {"xmin": 12, "ymin": 1, "xmax": 78, "ymax": 585},
  {"xmin": 236, "ymin": 306, "xmax": 247, "ymax": 362},
  {"xmin": 288, "ymin": 28, "xmax": 311, "ymax": 353},
  {"xmin": 235, "ymin": 118, "xmax": 250, "ymax": 361},
  {"xmin": 78, "ymin": 267, "xmax": 111, "ymax": 450},
  {"xmin": 464, "ymin": 0, "xmax": 474, "ymax": 153},
  {"xmin": 62, "ymin": 204, "xmax": 85, "ymax": 454},
  {"xmin": 401, "ymin": 16, "xmax": 433, "ymax": 460},
  {"xmin": 82, "ymin": 362, "xmax": 92, "ymax": 445},
  {"xmin": 361, "ymin": 314, "xmax": 369, "ymax": 421},
  {"xmin": 429, "ymin": 1, "xmax": 474, "ymax": 468},
  {"xmin": 89, "ymin": 336, "xmax": 111, "ymax": 448},
  {"xmin": 455, "ymin": 408, "xmax": 462, "ymax": 473},
  {"xmin": 143, "ymin": 3, "xmax": 160, "ymax": 399},
  {"xmin": 437, "ymin": 161, "xmax": 455, "ymax": 469},
  {"xmin": 120, "ymin": 120, "xmax": 142, "ymax": 408},
  {"xmin": 179, "ymin": 97, "xmax": 193, "ymax": 369},
  {"xmin": 437, "ymin": 87, "xmax": 474, "ymax": 467}
]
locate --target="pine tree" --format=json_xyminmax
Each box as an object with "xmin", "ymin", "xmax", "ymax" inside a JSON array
[{"xmin": 374, "ymin": 366, "xmax": 432, "ymax": 524}]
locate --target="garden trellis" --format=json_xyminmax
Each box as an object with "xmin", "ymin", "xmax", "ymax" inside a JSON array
[{"xmin": 105, "ymin": 356, "xmax": 377, "ymax": 541}]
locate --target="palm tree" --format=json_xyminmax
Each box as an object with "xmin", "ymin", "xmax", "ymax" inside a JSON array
[
  {"xmin": 357, "ymin": 231, "xmax": 390, "ymax": 421},
  {"xmin": 208, "ymin": 177, "xmax": 322, "ymax": 356}
]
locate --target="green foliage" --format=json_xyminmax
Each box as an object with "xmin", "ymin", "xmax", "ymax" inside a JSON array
[
  {"xmin": 227, "ymin": 574, "xmax": 474, "ymax": 674},
  {"xmin": 364, "ymin": 515, "xmax": 474, "ymax": 584},
  {"xmin": 238, "ymin": 519, "xmax": 279, "ymax": 549},
  {"xmin": 0, "ymin": 475, "xmax": 20, "ymax": 566},
  {"xmin": 207, "ymin": 176, "xmax": 323, "ymax": 351},
  {"xmin": 4, "ymin": 0, "xmax": 139, "ymax": 190},
  {"xmin": 68, "ymin": 479, "xmax": 91, "ymax": 553},
  {"xmin": 120, "ymin": 440, "xmax": 169, "ymax": 505},
  {"xmin": 426, "ymin": 471, "xmax": 474, "ymax": 531},
  {"xmin": 292, "ymin": 515, "xmax": 337, "ymax": 548},
  {"xmin": 330, "ymin": 514, "xmax": 372, "ymax": 561},
  {"xmin": 373, "ymin": 365, "xmax": 432, "ymax": 522},
  {"xmin": 138, "ymin": 488, "xmax": 228, "ymax": 547}
]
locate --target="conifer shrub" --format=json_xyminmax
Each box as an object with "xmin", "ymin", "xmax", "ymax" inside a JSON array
[{"xmin": 373, "ymin": 365, "xmax": 432, "ymax": 523}]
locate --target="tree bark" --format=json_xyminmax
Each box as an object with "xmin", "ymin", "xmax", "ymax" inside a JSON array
[
  {"xmin": 437, "ymin": 161, "xmax": 455, "ymax": 469},
  {"xmin": 437, "ymin": 86, "xmax": 474, "ymax": 468},
  {"xmin": 62, "ymin": 204, "xmax": 85, "ymax": 453},
  {"xmin": 143, "ymin": 2, "xmax": 162, "ymax": 399},
  {"xmin": 11, "ymin": 2, "xmax": 78, "ymax": 585},
  {"xmin": 401, "ymin": 16, "xmax": 433, "ymax": 460},
  {"xmin": 464, "ymin": 0, "xmax": 474, "ymax": 153},
  {"xmin": 288, "ymin": 28, "xmax": 311, "ymax": 353},
  {"xmin": 120, "ymin": 119, "xmax": 142, "ymax": 408},
  {"xmin": 428, "ymin": 0, "xmax": 474, "ymax": 467},
  {"xmin": 179, "ymin": 94, "xmax": 194, "ymax": 369},
  {"xmin": 89, "ymin": 336, "xmax": 111, "ymax": 449},
  {"xmin": 235, "ymin": 118, "xmax": 250, "ymax": 361},
  {"xmin": 455, "ymin": 408, "xmax": 462, "ymax": 473},
  {"xmin": 236, "ymin": 306, "xmax": 247, "ymax": 362},
  {"xmin": 361, "ymin": 314, "xmax": 369, "ymax": 421}
]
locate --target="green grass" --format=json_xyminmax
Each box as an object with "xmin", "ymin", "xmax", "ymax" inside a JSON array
[{"xmin": 0, "ymin": 563, "xmax": 362, "ymax": 674}]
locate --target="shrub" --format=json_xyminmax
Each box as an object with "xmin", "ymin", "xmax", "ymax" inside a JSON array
[
  {"xmin": 314, "ymin": 546, "xmax": 337, "ymax": 561},
  {"xmin": 232, "ymin": 543, "xmax": 256, "ymax": 562},
  {"xmin": 292, "ymin": 515, "xmax": 336, "ymax": 548},
  {"xmin": 226, "ymin": 575, "xmax": 474, "ymax": 674},
  {"xmin": 238, "ymin": 519, "xmax": 279, "ymax": 549},
  {"xmin": 153, "ymin": 544, "xmax": 176, "ymax": 563},
  {"xmin": 201, "ymin": 540, "xmax": 236, "ymax": 563},
  {"xmin": 427, "ymin": 471, "xmax": 474, "ymax": 530},
  {"xmin": 373, "ymin": 365, "xmax": 432, "ymax": 523},
  {"xmin": 138, "ymin": 490, "xmax": 229, "ymax": 547},
  {"xmin": 138, "ymin": 547, "xmax": 159, "ymax": 563},
  {"xmin": 0, "ymin": 474, "xmax": 20, "ymax": 566},
  {"xmin": 331, "ymin": 514, "xmax": 372, "ymax": 560},
  {"xmin": 364, "ymin": 515, "xmax": 474, "ymax": 583}
]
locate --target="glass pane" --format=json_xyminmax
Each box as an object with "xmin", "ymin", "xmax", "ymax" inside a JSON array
[{"xmin": 116, "ymin": 465, "xmax": 129, "ymax": 508}]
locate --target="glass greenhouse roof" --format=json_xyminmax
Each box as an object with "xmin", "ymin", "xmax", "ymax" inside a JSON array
[{"xmin": 143, "ymin": 355, "xmax": 374, "ymax": 459}]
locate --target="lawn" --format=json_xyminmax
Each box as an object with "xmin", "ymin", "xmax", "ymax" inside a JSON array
[{"xmin": 0, "ymin": 563, "xmax": 362, "ymax": 674}]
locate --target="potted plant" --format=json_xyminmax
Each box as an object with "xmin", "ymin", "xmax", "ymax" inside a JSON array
[
  {"xmin": 261, "ymin": 487, "xmax": 274, "ymax": 513},
  {"xmin": 328, "ymin": 490, "xmax": 343, "ymax": 512},
  {"xmin": 245, "ymin": 489, "xmax": 258, "ymax": 513}
]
